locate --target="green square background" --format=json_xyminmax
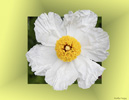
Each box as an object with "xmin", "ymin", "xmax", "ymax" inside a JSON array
[
  {"xmin": 28, "ymin": 17, "xmax": 102, "ymax": 84},
  {"xmin": 0, "ymin": 0, "xmax": 129, "ymax": 100}
]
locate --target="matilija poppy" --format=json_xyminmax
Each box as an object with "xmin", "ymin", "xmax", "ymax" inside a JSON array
[{"xmin": 26, "ymin": 10, "xmax": 110, "ymax": 90}]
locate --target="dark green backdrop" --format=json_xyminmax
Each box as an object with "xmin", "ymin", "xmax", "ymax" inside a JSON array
[{"xmin": 28, "ymin": 16, "xmax": 102, "ymax": 84}]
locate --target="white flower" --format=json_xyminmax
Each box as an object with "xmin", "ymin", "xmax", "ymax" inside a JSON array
[{"xmin": 26, "ymin": 10, "xmax": 109, "ymax": 90}]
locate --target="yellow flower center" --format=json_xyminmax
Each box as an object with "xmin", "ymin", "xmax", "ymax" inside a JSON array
[{"xmin": 55, "ymin": 36, "xmax": 81, "ymax": 62}]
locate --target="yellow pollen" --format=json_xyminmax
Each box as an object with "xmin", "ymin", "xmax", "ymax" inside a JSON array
[{"xmin": 55, "ymin": 36, "xmax": 81, "ymax": 62}]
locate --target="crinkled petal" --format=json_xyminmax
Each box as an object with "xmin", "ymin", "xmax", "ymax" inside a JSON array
[
  {"xmin": 81, "ymin": 28, "xmax": 109, "ymax": 62},
  {"xmin": 63, "ymin": 10, "xmax": 97, "ymax": 36},
  {"xmin": 34, "ymin": 12, "xmax": 66, "ymax": 46},
  {"xmin": 73, "ymin": 55, "xmax": 105, "ymax": 89},
  {"xmin": 26, "ymin": 44, "xmax": 58, "ymax": 76},
  {"xmin": 45, "ymin": 60, "xmax": 78, "ymax": 90},
  {"xmin": 74, "ymin": 10, "xmax": 98, "ymax": 27}
]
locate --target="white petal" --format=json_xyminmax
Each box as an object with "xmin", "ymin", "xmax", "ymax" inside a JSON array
[
  {"xmin": 63, "ymin": 10, "xmax": 97, "ymax": 36},
  {"xmin": 45, "ymin": 60, "xmax": 78, "ymax": 90},
  {"xmin": 74, "ymin": 55, "xmax": 105, "ymax": 89},
  {"xmin": 74, "ymin": 10, "xmax": 98, "ymax": 27},
  {"xmin": 81, "ymin": 28, "xmax": 110, "ymax": 62},
  {"xmin": 34, "ymin": 12, "xmax": 66, "ymax": 46},
  {"xmin": 26, "ymin": 44, "xmax": 58, "ymax": 76}
]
